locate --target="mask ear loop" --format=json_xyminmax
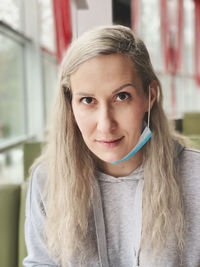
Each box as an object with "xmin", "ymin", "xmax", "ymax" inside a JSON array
[{"xmin": 148, "ymin": 86, "xmax": 151, "ymax": 128}]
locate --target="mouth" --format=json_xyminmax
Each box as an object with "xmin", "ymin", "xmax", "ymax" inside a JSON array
[{"xmin": 96, "ymin": 136, "xmax": 124, "ymax": 148}]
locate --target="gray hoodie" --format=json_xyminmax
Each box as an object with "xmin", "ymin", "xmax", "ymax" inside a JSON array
[{"xmin": 23, "ymin": 144, "xmax": 200, "ymax": 267}]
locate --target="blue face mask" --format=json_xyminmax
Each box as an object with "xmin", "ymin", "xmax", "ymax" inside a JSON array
[
  {"xmin": 110, "ymin": 86, "xmax": 152, "ymax": 165},
  {"xmin": 110, "ymin": 122, "xmax": 152, "ymax": 164}
]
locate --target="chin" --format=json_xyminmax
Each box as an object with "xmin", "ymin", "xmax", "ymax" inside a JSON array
[{"xmin": 97, "ymin": 153, "xmax": 126, "ymax": 164}]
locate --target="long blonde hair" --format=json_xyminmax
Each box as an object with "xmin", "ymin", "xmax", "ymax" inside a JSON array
[{"xmin": 35, "ymin": 25, "xmax": 185, "ymax": 265}]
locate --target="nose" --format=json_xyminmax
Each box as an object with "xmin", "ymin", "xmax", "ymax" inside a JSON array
[{"xmin": 96, "ymin": 104, "xmax": 117, "ymax": 134}]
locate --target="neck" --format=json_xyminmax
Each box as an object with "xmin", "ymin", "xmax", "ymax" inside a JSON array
[{"xmin": 97, "ymin": 149, "xmax": 143, "ymax": 177}]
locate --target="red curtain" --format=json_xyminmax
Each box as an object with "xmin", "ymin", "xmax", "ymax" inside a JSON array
[
  {"xmin": 131, "ymin": 0, "xmax": 139, "ymax": 33},
  {"xmin": 160, "ymin": 0, "xmax": 183, "ymax": 75},
  {"xmin": 52, "ymin": 0, "xmax": 72, "ymax": 63},
  {"xmin": 160, "ymin": 0, "xmax": 183, "ymax": 117},
  {"xmin": 194, "ymin": 0, "xmax": 200, "ymax": 86}
]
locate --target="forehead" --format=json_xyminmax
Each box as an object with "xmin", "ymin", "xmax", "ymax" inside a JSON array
[{"xmin": 70, "ymin": 54, "xmax": 142, "ymax": 92}]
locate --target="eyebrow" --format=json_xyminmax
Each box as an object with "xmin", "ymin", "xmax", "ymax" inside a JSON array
[
  {"xmin": 74, "ymin": 83, "xmax": 136, "ymax": 97},
  {"xmin": 112, "ymin": 83, "xmax": 136, "ymax": 94}
]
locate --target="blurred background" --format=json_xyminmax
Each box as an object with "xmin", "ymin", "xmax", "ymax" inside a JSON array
[
  {"xmin": 0, "ymin": 1, "xmax": 200, "ymax": 266},
  {"xmin": 0, "ymin": 0, "xmax": 200, "ymax": 183}
]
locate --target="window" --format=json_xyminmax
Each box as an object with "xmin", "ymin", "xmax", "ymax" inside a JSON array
[
  {"xmin": 0, "ymin": 34, "xmax": 25, "ymax": 144},
  {"xmin": 42, "ymin": 51, "xmax": 57, "ymax": 122},
  {"xmin": 0, "ymin": 0, "xmax": 22, "ymax": 31},
  {"xmin": 0, "ymin": 0, "xmax": 58, "ymax": 182},
  {"xmin": 38, "ymin": 0, "xmax": 56, "ymax": 52}
]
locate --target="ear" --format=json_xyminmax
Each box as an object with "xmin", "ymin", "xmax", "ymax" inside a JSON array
[{"xmin": 149, "ymin": 80, "xmax": 158, "ymax": 109}]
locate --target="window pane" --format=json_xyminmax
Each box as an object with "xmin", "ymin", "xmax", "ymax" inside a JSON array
[
  {"xmin": 182, "ymin": 0, "xmax": 194, "ymax": 74},
  {"xmin": 0, "ymin": 34, "xmax": 25, "ymax": 144},
  {"xmin": 38, "ymin": 0, "xmax": 56, "ymax": 52},
  {"xmin": 0, "ymin": 145, "xmax": 23, "ymax": 183},
  {"xmin": 42, "ymin": 52, "xmax": 57, "ymax": 121},
  {"xmin": 0, "ymin": 0, "xmax": 21, "ymax": 31},
  {"xmin": 141, "ymin": 0, "xmax": 163, "ymax": 72}
]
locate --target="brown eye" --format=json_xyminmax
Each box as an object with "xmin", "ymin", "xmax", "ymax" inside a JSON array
[
  {"xmin": 80, "ymin": 97, "xmax": 94, "ymax": 104},
  {"xmin": 116, "ymin": 92, "xmax": 131, "ymax": 101}
]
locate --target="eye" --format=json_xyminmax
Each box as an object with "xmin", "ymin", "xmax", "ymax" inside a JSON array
[
  {"xmin": 116, "ymin": 92, "xmax": 131, "ymax": 101},
  {"xmin": 80, "ymin": 97, "xmax": 94, "ymax": 105}
]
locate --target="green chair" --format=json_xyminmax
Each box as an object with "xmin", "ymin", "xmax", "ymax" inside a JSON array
[
  {"xmin": 182, "ymin": 112, "xmax": 200, "ymax": 150},
  {"xmin": 23, "ymin": 141, "xmax": 42, "ymax": 179},
  {"xmin": 187, "ymin": 135, "xmax": 200, "ymax": 150},
  {"xmin": 183, "ymin": 112, "xmax": 200, "ymax": 135},
  {"xmin": 0, "ymin": 141, "xmax": 43, "ymax": 267},
  {"xmin": 18, "ymin": 181, "xmax": 29, "ymax": 267},
  {"xmin": 0, "ymin": 184, "xmax": 20, "ymax": 267}
]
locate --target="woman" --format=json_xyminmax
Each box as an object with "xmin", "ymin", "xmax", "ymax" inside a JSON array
[{"xmin": 23, "ymin": 25, "xmax": 200, "ymax": 267}]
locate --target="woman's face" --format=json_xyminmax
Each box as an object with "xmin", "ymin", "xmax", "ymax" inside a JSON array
[{"xmin": 71, "ymin": 54, "xmax": 149, "ymax": 164}]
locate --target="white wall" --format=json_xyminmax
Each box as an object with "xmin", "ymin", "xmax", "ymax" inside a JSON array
[{"xmin": 71, "ymin": 0, "xmax": 113, "ymax": 39}]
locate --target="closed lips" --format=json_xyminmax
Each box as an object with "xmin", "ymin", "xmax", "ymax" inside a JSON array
[{"xmin": 96, "ymin": 136, "xmax": 124, "ymax": 143}]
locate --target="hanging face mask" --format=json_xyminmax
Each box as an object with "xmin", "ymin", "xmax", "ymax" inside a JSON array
[{"xmin": 110, "ymin": 86, "xmax": 152, "ymax": 165}]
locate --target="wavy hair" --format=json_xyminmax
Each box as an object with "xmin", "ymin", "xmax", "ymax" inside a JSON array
[{"xmin": 35, "ymin": 25, "xmax": 186, "ymax": 265}]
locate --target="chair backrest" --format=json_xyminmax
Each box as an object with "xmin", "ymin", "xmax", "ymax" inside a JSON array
[
  {"xmin": 0, "ymin": 184, "xmax": 20, "ymax": 267},
  {"xmin": 183, "ymin": 112, "xmax": 200, "ymax": 135},
  {"xmin": 18, "ymin": 181, "xmax": 29, "ymax": 267},
  {"xmin": 23, "ymin": 141, "xmax": 42, "ymax": 179}
]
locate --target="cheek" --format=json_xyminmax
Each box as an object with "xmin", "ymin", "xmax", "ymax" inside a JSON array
[
  {"xmin": 118, "ymin": 104, "xmax": 146, "ymax": 136},
  {"xmin": 119, "ymin": 104, "xmax": 146, "ymax": 125},
  {"xmin": 73, "ymin": 109, "xmax": 94, "ymax": 139}
]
